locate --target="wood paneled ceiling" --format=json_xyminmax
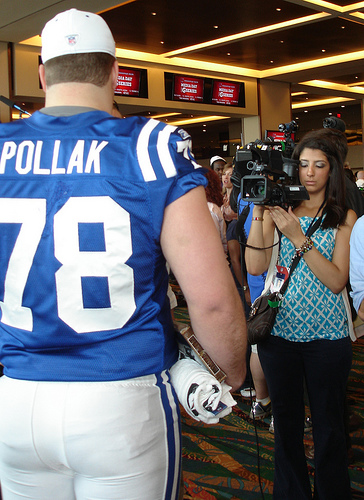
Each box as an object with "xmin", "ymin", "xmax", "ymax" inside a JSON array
[
  {"xmin": 99, "ymin": 0, "xmax": 364, "ymax": 110},
  {"xmin": 1, "ymin": 0, "xmax": 363, "ymax": 119}
]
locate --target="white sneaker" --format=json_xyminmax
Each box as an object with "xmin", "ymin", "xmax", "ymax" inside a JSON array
[{"xmin": 240, "ymin": 387, "xmax": 256, "ymax": 398}]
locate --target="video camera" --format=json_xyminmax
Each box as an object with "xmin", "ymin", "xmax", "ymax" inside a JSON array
[{"xmin": 231, "ymin": 120, "xmax": 309, "ymax": 207}]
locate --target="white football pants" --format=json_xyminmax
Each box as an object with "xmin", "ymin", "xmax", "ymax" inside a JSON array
[{"xmin": 0, "ymin": 372, "xmax": 181, "ymax": 500}]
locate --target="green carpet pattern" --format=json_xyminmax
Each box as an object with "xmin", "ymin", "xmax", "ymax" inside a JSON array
[{"xmin": 173, "ymin": 306, "xmax": 364, "ymax": 500}]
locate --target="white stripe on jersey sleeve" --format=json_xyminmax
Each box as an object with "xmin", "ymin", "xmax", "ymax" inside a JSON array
[
  {"xmin": 157, "ymin": 124, "xmax": 178, "ymax": 178},
  {"xmin": 136, "ymin": 119, "xmax": 159, "ymax": 181}
]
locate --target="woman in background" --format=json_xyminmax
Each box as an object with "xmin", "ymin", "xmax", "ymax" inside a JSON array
[
  {"xmin": 221, "ymin": 164, "xmax": 243, "ymax": 289},
  {"xmin": 205, "ymin": 169, "xmax": 227, "ymax": 255}
]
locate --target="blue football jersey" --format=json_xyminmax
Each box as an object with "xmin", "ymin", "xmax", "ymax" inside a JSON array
[{"xmin": 0, "ymin": 111, "xmax": 207, "ymax": 381}]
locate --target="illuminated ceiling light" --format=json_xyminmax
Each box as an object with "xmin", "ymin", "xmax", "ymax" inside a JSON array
[
  {"xmin": 298, "ymin": 0, "xmax": 364, "ymax": 10},
  {"xmin": 270, "ymin": 60, "xmax": 274, "ymax": 63},
  {"xmin": 151, "ymin": 12, "xmax": 157, "ymax": 16},
  {"xmin": 280, "ymin": 40, "xmax": 284, "ymax": 43},
  {"xmin": 321, "ymin": 49, "xmax": 326, "ymax": 52},
  {"xmin": 350, "ymin": 11, "xmax": 364, "ymax": 20},
  {"xmin": 151, "ymin": 112, "xmax": 182, "ymax": 119},
  {"xmin": 169, "ymin": 115, "xmax": 230, "ymax": 126},
  {"xmin": 348, "ymin": 80, "xmax": 364, "ymax": 86},
  {"xmin": 299, "ymin": 79, "xmax": 364, "ymax": 94},
  {"xmin": 292, "ymin": 96, "xmax": 354, "ymax": 109},
  {"xmin": 291, "ymin": 91, "xmax": 307, "ymax": 96},
  {"xmin": 161, "ymin": 13, "xmax": 329, "ymax": 57},
  {"xmin": 160, "ymin": 41, "xmax": 164, "ymax": 44},
  {"xmin": 261, "ymin": 50, "xmax": 364, "ymax": 78},
  {"xmin": 276, "ymin": 8, "xmax": 281, "ymax": 11},
  {"xmin": 227, "ymin": 52, "xmax": 231, "ymax": 56},
  {"xmin": 213, "ymin": 25, "xmax": 219, "ymax": 29}
]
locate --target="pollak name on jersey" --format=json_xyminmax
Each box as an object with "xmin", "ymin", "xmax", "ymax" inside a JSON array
[{"xmin": 0, "ymin": 139, "xmax": 108, "ymax": 175}]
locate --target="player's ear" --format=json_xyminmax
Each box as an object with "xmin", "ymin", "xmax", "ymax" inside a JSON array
[
  {"xmin": 111, "ymin": 60, "xmax": 119, "ymax": 91},
  {"xmin": 39, "ymin": 64, "xmax": 47, "ymax": 91}
]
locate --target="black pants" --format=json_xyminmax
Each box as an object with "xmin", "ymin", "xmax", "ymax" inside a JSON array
[{"xmin": 258, "ymin": 335, "xmax": 352, "ymax": 500}]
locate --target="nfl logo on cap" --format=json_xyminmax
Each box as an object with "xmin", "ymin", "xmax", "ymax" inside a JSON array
[{"xmin": 66, "ymin": 35, "xmax": 78, "ymax": 46}]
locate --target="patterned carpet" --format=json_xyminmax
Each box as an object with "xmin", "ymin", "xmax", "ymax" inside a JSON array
[{"xmin": 173, "ymin": 306, "xmax": 364, "ymax": 500}]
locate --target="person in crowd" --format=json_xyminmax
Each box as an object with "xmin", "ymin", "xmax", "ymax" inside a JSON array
[
  {"xmin": 221, "ymin": 164, "xmax": 243, "ymax": 292},
  {"xmin": 246, "ymin": 127, "xmax": 356, "ymax": 500},
  {"xmin": 205, "ymin": 169, "xmax": 228, "ymax": 254},
  {"xmin": 343, "ymin": 161, "xmax": 356, "ymax": 183},
  {"xmin": 350, "ymin": 215, "xmax": 364, "ymax": 321},
  {"xmin": 236, "ymin": 198, "xmax": 272, "ymax": 422},
  {"xmin": 210, "ymin": 155, "xmax": 226, "ymax": 183},
  {"xmin": 0, "ymin": 9, "xmax": 247, "ymax": 500},
  {"xmin": 356, "ymin": 170, "xmax": 364, "ymax": 190}
]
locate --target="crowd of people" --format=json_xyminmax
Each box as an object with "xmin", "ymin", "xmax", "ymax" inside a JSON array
[
  {"xmin": 210, "ymin": 123, "xmax": 364, "ymax": 500},
  {"xmin": 0, "ymin": 7, "xmax": 363, "ymax": 500}
]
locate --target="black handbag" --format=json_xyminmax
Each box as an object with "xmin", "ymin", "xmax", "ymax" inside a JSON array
[
  {"xmin": 247, "ymin": 214, "xmax": 323, "ymax": 345},
  {"xmin": 247, "ymin": 290, "xmax": 281, "ymax": 345}
]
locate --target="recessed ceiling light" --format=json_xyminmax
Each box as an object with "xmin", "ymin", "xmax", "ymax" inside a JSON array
[
  {"xmin": 276, "ymin": 8, "xmax": 281, "ymax": 11},
  {"xmin": 151, "ymin": 12, "xmax": 156, "ymax": 16},
  {"xmin": 341, "ymin": 105, "xmax": 345, "ymax": 108},
  {"xmin": 280, "ymin": 40, "xmax": 284, "ymax": 43},
  {"xmin": 304, "ymin": 110, "xmax": 308, "ymax": 113},
  {"xmin": 321, "ymin": 49, "xmax": 326, "ymax": 52},
  {"xmin": 270, "ymin": 60, "xmax": 274, "ymax": 64},
  {"xmin": 227, "ymin": 52, "xmax": 231, "ymax": 56},
  {"xmin": 213, "ymin": 25, "xmax": 219, "ymax": 29},
  {"xmin": 160, "ymin": 41, "xmax": 164, "ymax": 44}
]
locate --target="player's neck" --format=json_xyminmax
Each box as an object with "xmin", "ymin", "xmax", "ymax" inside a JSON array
[{"xmin": 45, "ymin": 82, "xmax": 113, "ymax": 114}]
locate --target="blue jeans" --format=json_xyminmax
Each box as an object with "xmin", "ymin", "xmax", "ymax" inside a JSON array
[{"xmin": 258, "ymin": 335, "xmax": 352, "ymax": 500}]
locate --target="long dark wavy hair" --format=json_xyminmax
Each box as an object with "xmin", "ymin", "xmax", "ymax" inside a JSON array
[
  {"xmin": 205, "ymin": 169, "xmax": 223, "ymax": 206},
  {"xmin": 292, "ymin": 128, "xmax": 348, "ymax": 229}
]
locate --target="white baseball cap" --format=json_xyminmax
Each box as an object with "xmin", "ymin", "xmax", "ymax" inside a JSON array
[
  {"xmin": 41, "ymin": 9, "xmax": 116, "ymax": 64},
  {"xmin": 210, "ymin": 155, "xmax": 227, "ymax": 167}
]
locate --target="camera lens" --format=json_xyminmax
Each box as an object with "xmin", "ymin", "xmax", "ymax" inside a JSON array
[{"xmin": 252, "ymin": 179, "xmax": 266, "ymax": 197}]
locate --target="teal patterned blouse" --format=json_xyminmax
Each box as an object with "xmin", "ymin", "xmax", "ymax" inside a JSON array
[{"xmin": 271, "ymin": 216, "xmax": 349, "ymax": 342}]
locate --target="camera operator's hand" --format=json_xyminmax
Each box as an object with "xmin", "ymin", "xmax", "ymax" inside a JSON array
[
  {"xmin": 251, "ymin": 205, "xmax": 265, "ymax": 218},
  {"xmin": 268, "ymin": 206, "xmax": 306, "ymax": 249}
]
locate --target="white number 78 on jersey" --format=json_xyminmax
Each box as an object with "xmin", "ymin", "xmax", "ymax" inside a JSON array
[{"xmin": 0, "ymin": 196, "xmax": 136, "ymax": 334}]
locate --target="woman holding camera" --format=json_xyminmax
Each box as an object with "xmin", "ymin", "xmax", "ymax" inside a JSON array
[{"xmin": 245, "ymin": 128, "xmax": 356, "ymax": 500}]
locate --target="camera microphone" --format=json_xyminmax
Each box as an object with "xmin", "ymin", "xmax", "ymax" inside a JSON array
[
  {"xmin": 322, "ymin": 116, "xmax": 346, "ymax": 132},
  {"xmin": 0, "ymin": 95, "xmax": 31, "ymax": 116}
]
